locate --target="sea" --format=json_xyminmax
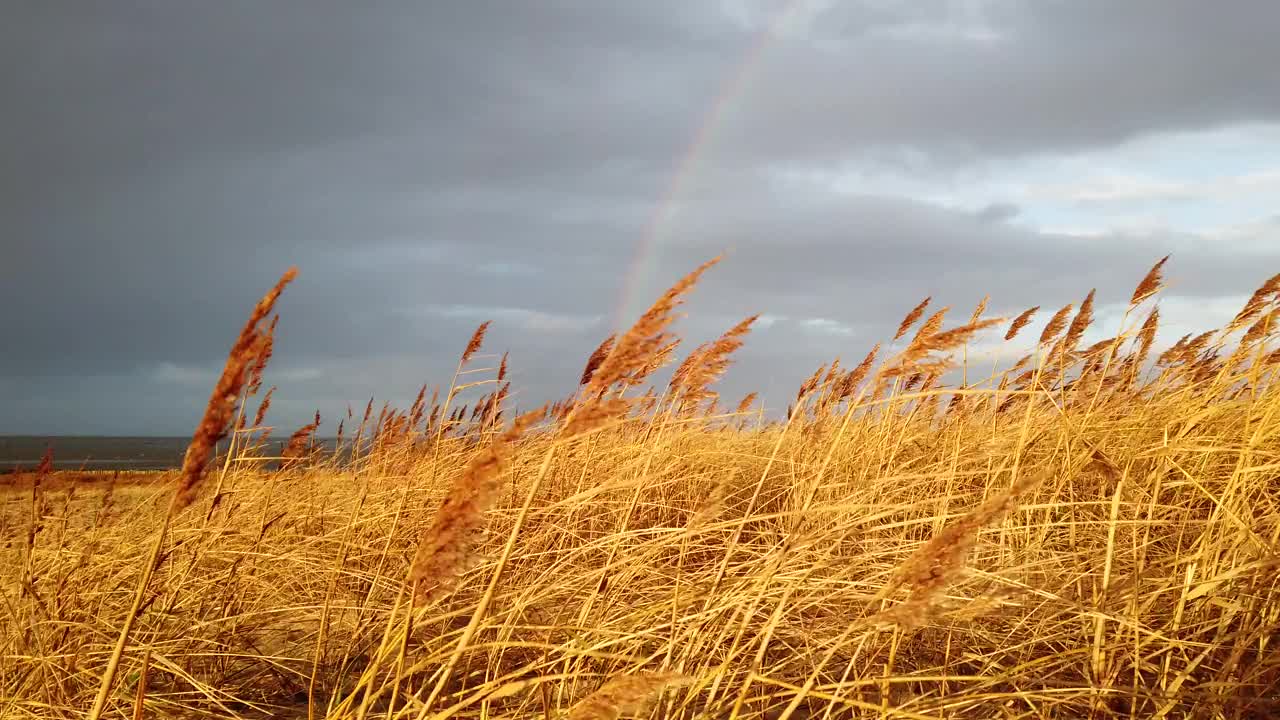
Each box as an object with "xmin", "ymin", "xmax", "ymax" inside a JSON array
[{"xmin": 0, "ymin": 436, "xmax": 338, "ymax": 472}]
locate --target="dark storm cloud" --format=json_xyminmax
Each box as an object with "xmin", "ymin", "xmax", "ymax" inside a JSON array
[
  {"xmin": 3, "ymin": 1, "xmax": 1279, "ymax": 432},
  {"xmin": 717, "ymin": 0, "xmax": 1280, "ymax": 165}
]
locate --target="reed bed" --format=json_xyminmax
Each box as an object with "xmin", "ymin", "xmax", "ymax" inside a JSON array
[{"xmin": 2, "ymin": 258, "xmax": 1279, "ymax": 718}]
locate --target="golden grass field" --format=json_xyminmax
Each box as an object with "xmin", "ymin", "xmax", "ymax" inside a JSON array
[{"xmin": 3, "ymin": 257, "xmax": 1279, "ymax": 719}]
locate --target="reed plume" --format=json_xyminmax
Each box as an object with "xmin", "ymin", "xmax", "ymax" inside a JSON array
[
  {"xmin": 25, "ymin": 447, "xmax": 53, "ymax": 555},
  {"xmin": 1156, "ymin": 333, "xmax": 1192, "ymax": 367},
  {"xmin": 821, "ymin": 357, "xmax": 842, "ymax": 385},
  {"xmin": 461, "ymin": 321, "xmax": 491, "ymax": 367},
  {"xmin": 1061, "ymin": 289, "xmax": 1096, "ymax": 357},
  {"xmin": 1228, "ymin": 272, "xmax": 1280, "ymax": 332},
  {"xmin": 252, "ymin": 386, "xmax": 275, "ymax": 428},
  {"xmin": 923, "ymin": 317, "xmax": 1006, "ymax": 351},
  {"xmin": 1038, "ymin": 303, "xmax": 1074, "ymax": 346},
  {"xmin": 585, "ymin": 255, "xmax": 722, "ymax": 395},
  {"xmin": 570, "ymin": 257, "xmax": 720, "ymax": 431},
  {"xmin": 581, "ymin": 334, "xmax": 616, "ymax": 387},
  {"xmin": 280, "ymin": 411, "xmax": 321, "ymax": 470},
  {"xmin": 564, "ymin": 397, "xmax": 632, "ymax": 438},
  {"xmin": 408, "ymin": 406, "xmax": 543, "ymax": 606},
  {"xmin": 36, "ymin": 444, "xmax": 53, "ymax": 478},
  {"xmin": 1178, "ymin": 331, "xmax": 1216, "ymax": 365},
  {"xmin": 883, "ymin": 317, "xmax": 1005, "ymax": 380},
  {"xmin": 671, "ymin": 314, "xmax": 758, "ymax": 407},
  {"xmin": 1080, "ymin": 336, "xmax": 1116, "ymax": 361},
  {"xmin": 797, "ymin": 364, "xmax": 825, "ymax": 400},
  {"xmin": 633, "ymin": 338, "xmax": 682, "ymax": 386},
  {"xmin": 911, "ymin": 306, "xmax": 950, "ymax": 345},
  {"xmin": 968, "ymin": 295, "xmax": 990, "ymax": 324},
  {"xmin": 171, "ymin": 267, "xmax": 297, "ymax": 514},
  {"xmin": 836, "ymin": 343, "xmax": 879, "ymax": 401},
  {"xmin": 877, "ymin": 471, "xmax": 1043, "ymax": 628},
  {"xmin": 1241, "ymin": 308, "xmax": 1278, "ymax": 349},
  {"xmin": 1130, "ymin": 254, "xmax": 1169, "ymax": 306},
  {"xmin": 894, "ymin": 297, "xmax": 931, "ymax": 341},
  {"xmin": 408, "ymin": 384, "xmax": 428, "ymax": 429},
  {"xmin": 1134, "ymin": 306, "xmax": 1159, "ymax": 368},
  {"xmin": 1005, "ymin": 306, "xmax": 1039, "ymax": 341},
  {"xmin": 247, "ymin": 314, "xmax": 278, "ymax": 395}
]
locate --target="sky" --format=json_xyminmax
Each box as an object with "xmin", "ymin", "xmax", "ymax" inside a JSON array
[{"xmin": 3, "ymin": 1, "xmax": 1280, "ymax": 435}]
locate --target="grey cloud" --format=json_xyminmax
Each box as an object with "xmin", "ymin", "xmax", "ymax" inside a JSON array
[
  {"xmin": 717, "ymin": 0, "xmax": 1280, "ymax": 166},
  {"xmin": 3, "ymin": 2, "xmax": 1279, "ymax": 433},
  {"xmin": 636, "ymin": 185, "xmax": 1279, "ymax": 315},
  {"xmin": 976, "ymin": 203, "xmax": 1020, "ymax": 224}
]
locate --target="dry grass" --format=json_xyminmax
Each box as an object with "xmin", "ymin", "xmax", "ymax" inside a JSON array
[{"xmin": 3, "ymin": 257, "xmax": 1280, "ymax": 719}]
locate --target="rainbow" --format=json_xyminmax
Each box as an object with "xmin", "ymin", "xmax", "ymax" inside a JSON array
[{"xmin": 611, "ymin": 0, "xmax": 812, "ymax": 331}]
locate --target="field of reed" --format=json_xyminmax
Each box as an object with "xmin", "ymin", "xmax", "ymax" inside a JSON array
[{"xmin": 3, "ymin": 257, "xmax": 1279, "ymax": 719}]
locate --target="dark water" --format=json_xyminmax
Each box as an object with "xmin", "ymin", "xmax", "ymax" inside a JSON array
[{"xmin": 0, "ymin": 436, "xmax": 339, "ymax": 471}]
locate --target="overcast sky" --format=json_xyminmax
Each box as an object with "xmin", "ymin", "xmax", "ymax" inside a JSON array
[{"xmin": 4, "ymin": 1, "xmax": 1280, "ymax": 435}]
